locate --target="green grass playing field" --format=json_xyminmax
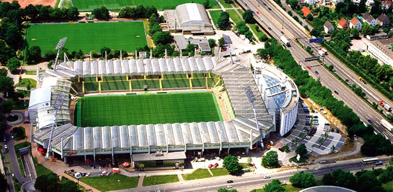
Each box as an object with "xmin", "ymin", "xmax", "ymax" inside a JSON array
[
  {"xmin": 26, "ymin": 22, "xmax": 147, "ymax": 54},
  {"xmin": 72, "ymin": 0, "xmax": 219, "ymax": 11},
  {"xmin": 77, "ymin": 92, "xmax": 221, "ymax": 127}
]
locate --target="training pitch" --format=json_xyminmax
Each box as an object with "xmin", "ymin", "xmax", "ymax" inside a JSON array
[
  {"xmin": 72, "ymin": 0, "xmax": 219, "ymax": 11},
  {"xmin": 26, "ymin": 21, "xmax": 147, "ymax": 54},
  {"xmin": 77, "ymin": 92, "xmax": 222, "ymax": 127}
]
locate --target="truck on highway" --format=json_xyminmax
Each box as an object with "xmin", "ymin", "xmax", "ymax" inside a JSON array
[
  {"xmin": 358, "ymin": 77, "xmax": 366, "ymax": 84},
  {"xmin": 381, "ymin": 119, "xmax": 393, "ymax": 133},
  {"xmin": 318, "ymin": 47, "xmax": 327, "ymax": 56},
  {"xmin": 378, "ymin": 100, "xmax": 392, "ymax": 111},
  {"xmin": 280, "ymin": 36, "xmax": 290, "ymax": 47}
]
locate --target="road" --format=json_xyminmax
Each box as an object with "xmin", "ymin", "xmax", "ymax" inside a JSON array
[
  {"xmin": 236, "ymin": 0, "xmax": 393, "ymax": 141},
  {"xmin": 132, "ymin": 156, "xmax": 391, "ymax": 192}
]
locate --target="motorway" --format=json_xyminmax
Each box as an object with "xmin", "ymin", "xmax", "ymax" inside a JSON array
[
  {"xmin": 135, "ymin": 156, "xmax": 391, "ymax": 192},
  {"xmin": 236, "ymin": 0, "xmax": 393, "ymax": 140}
]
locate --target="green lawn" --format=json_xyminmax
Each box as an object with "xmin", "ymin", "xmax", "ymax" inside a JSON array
[
  {"xmin": 227, "ymin": 10, "xmax": 243, "ymax": 25},
  {"xmin": 239, "ymin": 163, "xmax": 250, "ymax": 168},
  {"xmin": 182, "ymin": 169, "xmax": 212, "ymax": 180},
  {"xmin": 383, "ymin": 180, "xmax": 393, "ymax": 191},
  {"xmin": 78, "ymin": 92, "xmax": 221, "ymax": 127},
  {"xmin": 209, "ymin": 10, "xmax": 223, "ymax": 28},
  {"xmin": 80, "ymin": 174, "xmax": 139, "ymax": 192},
  {"xmin": 26, "ymin": 22, "xmax": 147, "ymax": 54},
  {"xmin": 16, "ymin": 78, "xmax": 36, "ymax": 88},
  {"xmin": 72, "ymin": 0, "xmax": 219, "ymax": 11},
  {"xmin": 210, "ymin": 168, "xmax": 229, "ymax": 176},
  {"xmin": 142, "ymin": 175, "xmax": 179, "ymax": 186},
  {"xmin": 217, "ymin": 0, "xmax": 233, "ymax": 8},
  {"xmin": 33, "ymin": 158, "xmax": 53, "ymax": 177},
  {"xmin": 249, "ymin": 23, "xmax": 267, "ymax": 41}
]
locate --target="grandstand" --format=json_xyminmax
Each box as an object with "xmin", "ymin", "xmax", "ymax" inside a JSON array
[{"xmin": 29, "ymin": 55, "xmax": 274, "ymax": 164}]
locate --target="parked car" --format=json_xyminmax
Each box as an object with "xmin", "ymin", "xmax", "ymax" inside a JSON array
[
  {"xmin": 376, "ymin": 161, "xmax": 383, "ymax": 166},
  {"xmin": 4, "ymin": 145, "xmax": 8, "ymax": 153},
  {"xmin": 334, "ymin": 90, "xmax": 339, "ymax": 94},
  {"xmin": 264, "ymin": 175, "xmax": 271, "ymax": 179},
  {"xmin": 227, "ymin": 180, "xmax": 234, "ymax": 183},
  {"xmin": 315, "ymin": 70, "xmax": 319, "ymax": 75}
]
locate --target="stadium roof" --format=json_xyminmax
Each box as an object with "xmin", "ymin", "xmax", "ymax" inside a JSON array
[
  {"xmin": 175, "ymin": 3, "xmax": 211, "ymax": 27},
  {"xmin": 32, "ymin": 56, "xmax": 274, "ymax": 157},
  {"xmin": 46, "ymin": 56, "xmax": 216, "ymax": 78}
]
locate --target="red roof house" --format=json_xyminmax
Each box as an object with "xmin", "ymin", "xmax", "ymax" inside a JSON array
[{"xmin": 301, "ymin": 6, "xmax": 312, "ymax": 17}]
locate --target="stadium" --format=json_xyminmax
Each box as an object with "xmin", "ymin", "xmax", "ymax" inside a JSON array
[{"xmin": 28, "ymin": 55, "xmax": 276, "ymax": 165}]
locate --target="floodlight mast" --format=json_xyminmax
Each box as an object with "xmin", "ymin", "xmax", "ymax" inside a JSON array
[
  {"xmin": 244, "ymin": 86, "xmax": 264, "ymax": 149},
  {"xmin": 54, "ymin": 37, "xmax": 67, "ymax": 70}
]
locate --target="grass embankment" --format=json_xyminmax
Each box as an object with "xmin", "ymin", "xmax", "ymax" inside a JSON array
[
  {"xmin": 79, "ymin": 174, "xmax": 139, "ymax": 192},
  {"xmin": 142, "ymin": 175, "xmax": 179, "ymax": 186}
]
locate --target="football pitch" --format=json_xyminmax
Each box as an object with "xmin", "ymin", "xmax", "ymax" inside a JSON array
[
  {"xmin": 72, "ymin": 0, "xmax": 219, "ymax": 11},
  {"xmin": 77, "ymin": 92, "xmax": 222, "ymax": 127},
  {"xmin": 26, "ymin": 22, "xmax": 147, "ymax": 54}
]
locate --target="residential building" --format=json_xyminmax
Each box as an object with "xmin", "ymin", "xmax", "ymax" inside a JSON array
[
  {"xmin": 377, "ymin": 13, "xmax": 391, "ymax": 27},
  {"xmin": 362, "ymin": 13, "xmax": 377, "ymax": 26},
  {"xmin": 324, "ymin": 20, "xmax": 334, "ymax": 33},
  {"xmin": 366, "ymin": 0, "xmax": 374, "ymax": 6},
  {"xmin": 366, "ymin": 38, "xmax": 393, "ymax": 67},
  {"xmin": 382, "ymin": 0, "xmax": 392, "ymax": 10},
  {"xmin": 337, "ymin": 18, "xmax": 349, "ymax": 30},
  {"xmin": 305, "ymin": 0, "xmax": 316, "ymax": 5},
  {"xmin": 174, "ymin": 35, "xmax": 212, "ymax": 54},
  {"xmin": 331, "ymin": 0, "xmax": 344, "ymax": 4},
  {"xmin": 350, "ymin": 17, "xmax": 362, "ymax": 30},
  {"xmin": 301, "ymin": 6, "xmax": 312, "ymax": 17}
]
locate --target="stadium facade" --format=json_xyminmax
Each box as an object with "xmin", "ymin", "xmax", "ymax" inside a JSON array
[
  {"xmin": 29, "ymin": 56, "xmax": 276, "ymax": 163},
  {"xmin": 253, "ymin": 63, "xmax": 299, "ymax": 136}
]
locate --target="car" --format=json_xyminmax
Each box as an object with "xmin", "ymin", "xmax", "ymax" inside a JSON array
[
  {"xmin": 4, "ymin": 145, "xmax": 8, "ymax": 153},
  {"xmin": 268, "ymin": 7, "xmax": 272, "ymax": 10},
  {"xmin": 334, "ymin": 90, "xmax": 339, "ymax": 94},
  {"xmin": 263, "ymin": 2, "xmax": 266, "ymax": 5},
  {"xmin": 367, "ymin": 119, "xmax": 373, "ymax": 124},
  {"xmin": 376, "ymin": 161, "xmax": 383, "ymax": 166},
  {"xmin": 268, "ymin": 27, "xmax": 272, "ymax": 30},
  {"xmin": 226, "ymin": 185, "xmax": 232, "ymax": 189},
  {"xmin": 227, "ymin": 180, "xmax": 234, "ymax": 183},
  {"xmin": 281, "ymin": 31, "xmax": 284, "ymax": 34},
  {"xmin": 315, "ymin": 70, "xmax": 319, "ymax": 75},
  {"xmin": 307, "ymin": 66, "xmax": 311, "ymax": 70},
  {"xmin": 256, "ymin": 11, "xmax": 260, "ymax": 14},
  {"xmin": 11, "ymin": 173, "xmax": 14, "ymax": 177},
  {"xmin": 264, "ymin": 175, "xmax": 271, "ymax": 179}
]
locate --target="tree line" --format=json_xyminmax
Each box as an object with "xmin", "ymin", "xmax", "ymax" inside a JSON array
[{"xmin": 258, "ymin": 38, "xmax": 393, "ymax": 156}]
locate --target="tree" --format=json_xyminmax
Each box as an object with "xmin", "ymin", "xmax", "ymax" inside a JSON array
[
  {"xmin": 185, "ymin": 44, "xmax": 195, "ymax": 56},
  {"xmin": 24, "ymin": 4, "xmax": 39, "ymax": 20},
  {"xmin": 0, "ymin": 173, "xmax": 7, "ymax": 192},
  {"xmin": 243, "ymin": 10, "xmax": 255, "ymax": 23},
  {"xmin": 263, "ymin": 179, "xmax": 285, "ymax": 192},
  {"xmin": 93, "ymin": 6, "xmax": 109, "ymax": 20},
  {"xmin": 224, "ymin": 0, "xmax": 233, "ymax": 3},
  {"xmin": 60, "ymin": 180, "xmax": 79, "ymax": 192},
  {"xmin": 217, "ymin": 188, "xmax": 237, "ymax": 192},
  {"xmin": 203, "ymin": 0, "xmax": 210, "ymax": 8},
  {"xmin": 295, "ymin": 144, "xmax": 307, "ymax": 157},
  {"xmin": 6, "ymin": 57, "xmax": 20, "ymax": 73},
  {"xmin": 306, "ymin": 14, "xmax": 313, "ymax": 21},
  {"xmin": 208, "ymin": 39, "xmax": 216, "ymax": 49},
  {"xmin": 262, "ymin": 151, "xmax": 280, "ymax": 168},
  {"xmin": 0, "ymin": 76, "xmax": 15, "ymax": 97},
  {"xmin": 0, "ymin": 69, "xmax": 8, "ymax": 77},
  {"xmin": 223, "ymin": 155, "xmax": 242, "ymax": 175},
  {"xmin": 67, "ymin": 7, "xmax": 79, "ymax": 20},
  {"xmin": 218, "ymin": 37, "xmax": 225, "ymax": 48},
  {"xmin": 350, "ymin": 28, "xmax": 359, "ymax": 39},
  {"xmin": 361, "ymin": 134, "xmax": 393, "ymax": 156},
  {"xmin": 152, "ymin": 31, "xmax": 173, "ymax": 45},
  {"xmin": 289, "ymin": 0, "xmax": 298, "ymax": 8},
  {"xmin": 322, "ymin": 169, "xmax": 356, "ymax": 190},
  {"xmin": 289, "ymin": 172, "xmax": 317, "ymax": 188},
  {"xmin": 1, "ymin": 99, "xmax": 14, "ymax": 114},
  {"xmin": 217, "ymin": 12, "xmax": 231, "ymax": 29},
  {"xmin": 4, "ymin": 23, "xmax": 22, "ymax": 50},
  {"xmin": 0, "ymin": 39, "xmax": 15, "ymax": 64},
  {"xmin": 149, "ymin": 23, "xmax": 162, "ymax": 36},
  {"xmin": 34, "ymin": 173, "xmax": 60, "ymax": 192},
  {"xmin": 26, "ymin": 46, "xmax": 41, "ymax": 64},
  {"xmin": 356, "ymin": 171, "xmax": 384, "ymax": 192}
]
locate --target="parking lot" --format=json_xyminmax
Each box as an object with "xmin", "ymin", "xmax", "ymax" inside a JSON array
[{"xmin": 281, "ymin": 99, "xmax": 346, "ymax": 156}]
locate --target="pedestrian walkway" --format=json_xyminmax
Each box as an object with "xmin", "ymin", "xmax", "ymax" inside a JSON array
[
  {"xmin": 177, "ymin": 173, "xmax": 184, "ymax": 182},
  {"xmin": 137, "ymin": 175, "xmax": 144, "ymax": 187}
]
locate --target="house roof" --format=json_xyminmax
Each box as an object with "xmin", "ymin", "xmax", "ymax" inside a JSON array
[
  {"xmin": 350, "ymin": 17, "xmax": 360, "ymax": 25},
  {"xmin": 301, "ymin": 6, "xmax": 312, "ymax": 17},
  {"xmin": 324, "ymin": 20, "xmax": 333, "ymax": 28},
  {"xmin": 378, "ymin": 13, "xmax": 390, "ymax": 22},
  {"xmin": 382, "ymin": 0, "xmax": 392, "ymax": 5},
  {"xmin": 362, "ymin": 13, "xmax": 375, "ymax": 23},
  {"xmin": 338, "ymin": 18, "xmax": 348, "ymax": 28}
]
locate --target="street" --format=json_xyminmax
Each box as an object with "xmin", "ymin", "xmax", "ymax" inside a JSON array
[{"xmin": 235, "ymin": 0, "xmax": 393, "ymax": 141}]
